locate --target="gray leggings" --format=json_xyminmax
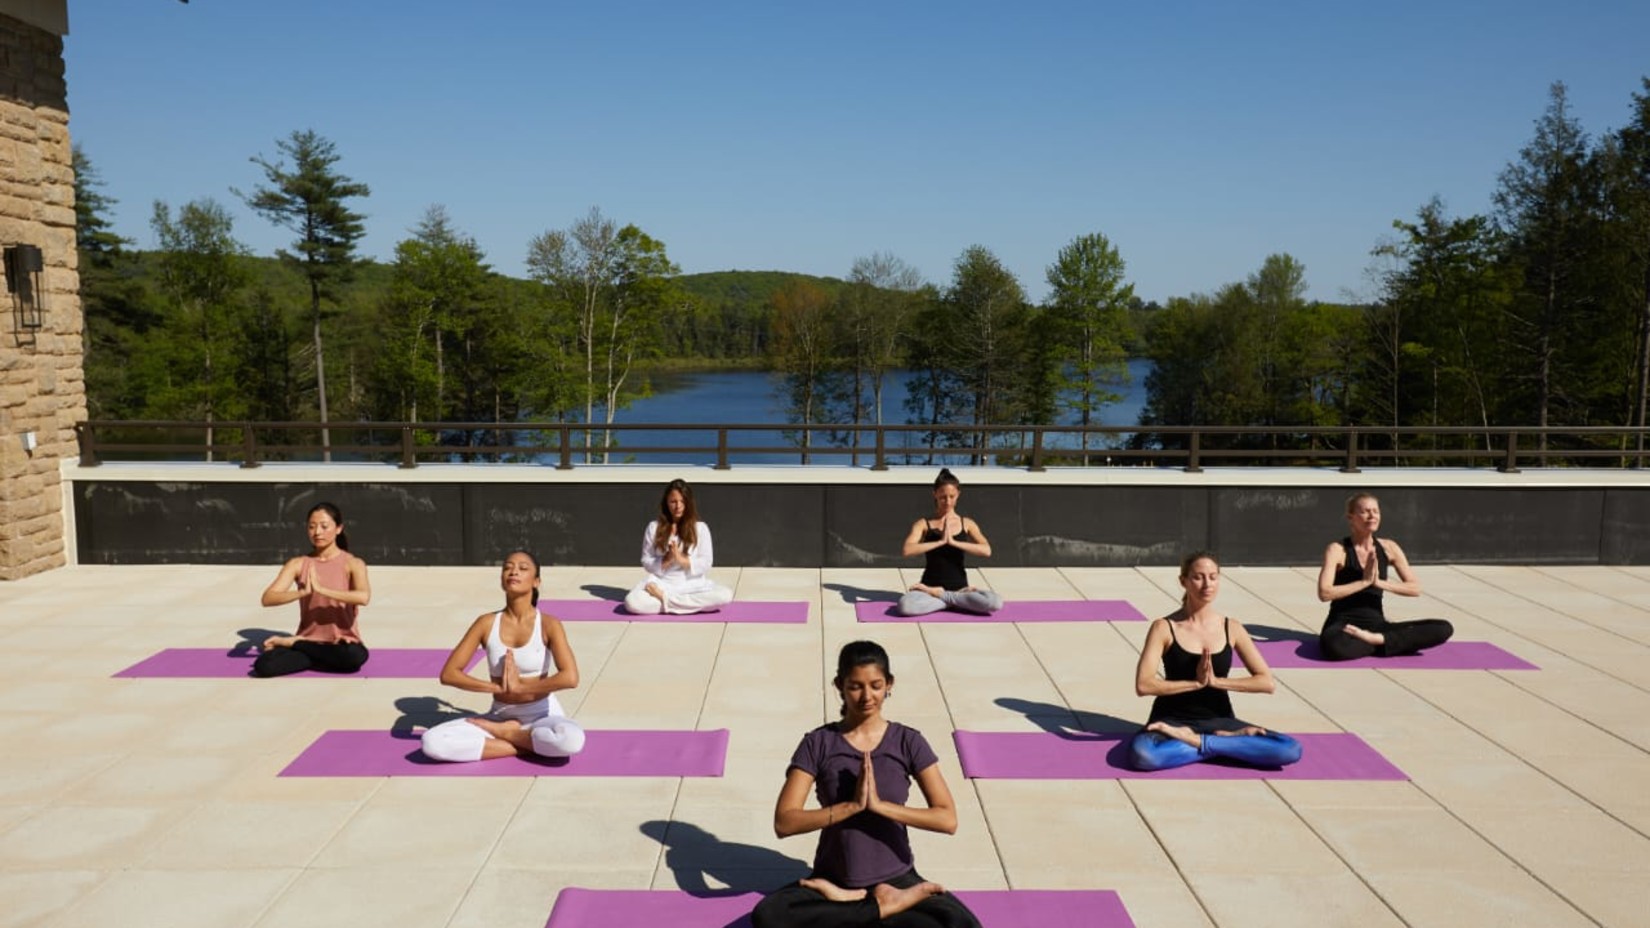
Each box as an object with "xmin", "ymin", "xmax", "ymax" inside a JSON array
[{"xmin": 896, "ymin": 589, "xmax": 1003, "ymax": 616}]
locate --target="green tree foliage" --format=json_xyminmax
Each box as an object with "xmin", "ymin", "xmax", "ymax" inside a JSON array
[
  {"xmin": 74, "ymin": 146, "xmax": 156, "ymax": 419},
  {"xmin": 149, "ymin": 198, "xmax": 250, "ymax": 452},
  {"xmin": 770, "ymin": 279, "xmax": 837, "ymax": 462},
  {"xmin": 1045, "ymin": 232, "xmax": 1134, "ymax": 457},
  {"xmin": 1602, "ymin": 79, "xmax": 1650, "ymax": 454},
  {"xmin": 239, "ymin": 129, "xmax": 370, "ymax": 456}
]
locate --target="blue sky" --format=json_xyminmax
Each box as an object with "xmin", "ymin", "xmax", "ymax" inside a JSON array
[{"xmin": 64, "ymin": 1, "xmax": 1650, "ymax": 304}]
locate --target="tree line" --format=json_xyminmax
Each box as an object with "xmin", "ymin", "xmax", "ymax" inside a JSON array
[{"xmin": 75, "ymin": 77, "xmax": 1650, "ymax": 464}]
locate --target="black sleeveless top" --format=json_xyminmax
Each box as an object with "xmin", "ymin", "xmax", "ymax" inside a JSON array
[
  {"xmin": 919, "ymin": 518, "xmax": 974, "ymax": 591},
  {"xmin": 1146, "ymin": 617, "xmax": 1235, "ymax": 724},
  {"xmin": 1327, "ymin": 536, "xmax": 1387, "ymax": 621}
]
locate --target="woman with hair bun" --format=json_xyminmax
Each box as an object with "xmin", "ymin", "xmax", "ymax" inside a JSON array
[
  {"xmin": 894, "ymin": 468, "xmax": 1002, "ymax": 616},
  {"xmin": 623, "ymin": 478, "xmax": 735, "ymax": 615},
  {"xmin": 751, "ymin": 640, "xmax": 981, "ymax": 928},
  {"xmin": 420, "ymin": 550, "xmax": 585, "ymax": 763},
  {"xmin": 1316, "ymin": 493, "xmax": 1454, "ymax": 661},
  {"xmin": 254, "ymin": 501, "xmax": 372, "ymax": 677}
]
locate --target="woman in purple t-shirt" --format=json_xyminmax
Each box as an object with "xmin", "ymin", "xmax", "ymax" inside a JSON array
[{"xmin": 751, "ymin": 641, "xmax": 981, "ymax": 928}]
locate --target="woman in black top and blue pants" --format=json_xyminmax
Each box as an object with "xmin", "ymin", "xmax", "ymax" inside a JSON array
[
  {"xmin": 1130, "ymin": 551, "xmax": 1301, "ymax": 771},
  {"xmin": 894, "ymin": 469, "xmax": 1003, "ymax": 617}
]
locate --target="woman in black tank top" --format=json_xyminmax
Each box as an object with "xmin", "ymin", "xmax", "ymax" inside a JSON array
[
  {"xmin": 1128, "ymin": 551, "xmax": 1301, "ymax": 771},
  {"xmin": 1315, "ymin": 493, "xmax": 1454, "ymax": 660},
  {"xmin": 894, "ymin": 469, "xmax": 1002, "ymax": 616}
]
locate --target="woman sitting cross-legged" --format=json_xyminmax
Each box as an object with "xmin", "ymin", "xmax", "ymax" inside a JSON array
[
  {"xmin": 420, "ymin": 550, "xmax": 586, "ymax": 763},
  {"xmin": 1129, "ymin": 551, "xmax": 1302, "ymax": 772}
]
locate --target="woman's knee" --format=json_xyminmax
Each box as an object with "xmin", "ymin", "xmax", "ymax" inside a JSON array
[
  {"xmin": 1263, "ymin": 732, "xmax": 1303, "ymax": 766},
  {"xmin": 623, "ymin": 590, "xmax": 662, "ymax": 615},
  {"xmin": 896, "ymin": 592, "xmax": 942, "ymax": 616},
  {"xmin": 1128, "ymin": 733, "xmax": 1167, "ymax": 771},
  {"xmin": 421, "ymin": 721, "xmax": 484, "ymax": 763},
  {"xmin": 531, "ymin": 719, "xmax": 586, "ymax": 757}
]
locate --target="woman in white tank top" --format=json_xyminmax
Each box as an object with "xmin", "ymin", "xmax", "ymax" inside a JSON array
[{"xmin": 421, "ymin": 551, "xmax": 586, "ymax": 763}]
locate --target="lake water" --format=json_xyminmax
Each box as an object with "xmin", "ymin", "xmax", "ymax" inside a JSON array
[{"xmin": 568, "ymin": 359, "xmax": 1153, "ymax": 465}]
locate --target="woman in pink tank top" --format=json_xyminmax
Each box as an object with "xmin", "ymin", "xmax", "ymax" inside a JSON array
[{"xmin": 254, "ymin": 502, "xmax": 373, "ymax": 677}]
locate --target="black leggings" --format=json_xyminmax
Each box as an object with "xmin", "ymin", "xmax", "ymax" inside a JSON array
[
  {"xmin": 251, "ymin": 640, "xmax": 370, "ymax": 677},
  {"xmin": 750, "ymin": 870, "xmax": 981, "ymax": 928},
  {"xmin": 1319, "ymin": 614, "xmax": 1453, "ymax": 661}
]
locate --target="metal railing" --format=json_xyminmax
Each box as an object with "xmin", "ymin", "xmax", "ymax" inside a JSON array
[{"xmin": 72, "ymin": 420, "xmax": 1650, "ymax": 472}]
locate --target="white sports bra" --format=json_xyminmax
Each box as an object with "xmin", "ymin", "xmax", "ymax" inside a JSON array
[{"xmin": 485, "ymin": 610, "xmax": 554, "ymax": 678}]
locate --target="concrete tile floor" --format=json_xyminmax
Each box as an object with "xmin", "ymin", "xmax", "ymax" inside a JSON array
[{"xmin": 1, "ymin": 563, "xmax": 1647, "ymax": 927}]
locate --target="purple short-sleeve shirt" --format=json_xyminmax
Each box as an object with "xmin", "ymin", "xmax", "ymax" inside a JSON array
[{"xmin": 788, "ymin": 721, "xmax": 941, "ymax": 888}]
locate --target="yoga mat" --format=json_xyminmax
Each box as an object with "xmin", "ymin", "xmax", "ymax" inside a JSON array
[
  {"xmin": 953, "ymin": 730, "xmax": 1406, "ymax": 781},
  {"xmin": 1255, "ymin": 639, "xmax": 1538, "ymax": 670},
  {"xmin": 279, "ymin": 728, "xmax": 729, "ymax": 777},
  {"xmin": 541, "ymin": 599, "xmax": 808, "ymax": 623},
  {"xmin": 544, "ymin": 888, "xmax": 1135, "ymax": 928},
  {"xmin": 112, "ymin": 647, "xmax": 481, "ymax": 679},
  {"xmin": 855, "ymin": 599, "xmax": 1147, "ymax": 623}
]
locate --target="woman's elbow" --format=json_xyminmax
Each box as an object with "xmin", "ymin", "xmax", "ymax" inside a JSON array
[
  {"xmin": 561, "ymin": 670, "xmax": 580, "ymax": 690},
  {"xmin": 259, "ymin": 592, "xmax": 279, "ymax": 607},
  {"xmin": 1253, "ymin": 676, "xmax": 1277, "ymax": 694},
  {"xmin": 935, "ymin": 810, "xmax": 958, "ymax": 835}
]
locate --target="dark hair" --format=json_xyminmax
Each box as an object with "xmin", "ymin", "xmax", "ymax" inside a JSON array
[
  {"xmin": 505, "ymin": 549, "xmax": 543, "ymax": 605},
  {"xmin": 933, "ymin": 468, "xmax": 960, "ymax": 490},
  {"xmin": 654, "ymin": 478, "xmax": 701, "ymax": 555},
  {"xmin": 833, "ymin": 640, "xmax": 893, "ymax": 717},
  {"xmin": 1177, "ymin": 550, "xmax": 1220, "ymax": 606},
  {"xmin": 307, "ymin": 501, "xmax": 349, "ymax": 552}
]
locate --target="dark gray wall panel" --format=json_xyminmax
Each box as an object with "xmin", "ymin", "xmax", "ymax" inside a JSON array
[
  {"xmin": 1397, "ymin": 488, "xmax": 1600, "ymax": 564},
  {"xmin": 1020, "ymin": 486, "xmax": 1203, "ymax": 566},
  {"xmin": 1600, "ymin": 489, "xmax": 1650, "ymax": 564}
]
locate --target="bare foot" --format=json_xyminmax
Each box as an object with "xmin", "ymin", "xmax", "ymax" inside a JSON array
[
  {"xmin": 261, "ymin": 635, "xmax": 296, "ymax": 650},
  {"xmin": 873, "ymin": 881, "xmax": 945, "ymax": 919},
  {"xmin": 1341, "ymin": 624, "xmax": 1385, "ymax": 646},
  {"xmin": 1145, "ymin": 721, "xmax": 1204, "ymax": 750},
  {"xmin": 909, "ymin": 583, "xmax": 944, "ymax": 597},
  {"xmin": 1214, "ymin": 725, "xmax": 1269, "ymax": 737},
  {"xmin": 799, "ymin": 877, "xmax": 867, "ymax": 903},
  {"xmin": 644, "ymin": 582, "xmax": 669, "ymax": 610}
]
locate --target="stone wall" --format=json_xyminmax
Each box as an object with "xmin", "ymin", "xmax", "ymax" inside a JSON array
[{"xmin": 0, "ymin": 7, "xmax": 79, "ymax": 580}]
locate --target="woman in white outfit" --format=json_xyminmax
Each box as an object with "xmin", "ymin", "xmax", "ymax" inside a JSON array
[
  {"xmin": 421, "ymin": 550, "xmax": 586, "ymax": 763},
  {"xmin": 623, "ymin": 478, "xmax": 735, "ymax": 615}
]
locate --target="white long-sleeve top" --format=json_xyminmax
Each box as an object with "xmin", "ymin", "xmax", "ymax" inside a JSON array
[{"xmin": 636, "ymin": 520, "xmax": 718, "ymax": 593}]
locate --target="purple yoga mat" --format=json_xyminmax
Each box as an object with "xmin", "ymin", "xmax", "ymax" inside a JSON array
[
  {"xmin": 112, "ymin": 647, "xmax": 481, "ymax": 679},
  {"xmin": 279, "ymin": 728, "xmax": 729, "ymax": 777},
  {"xmin": 540, "ymin": 599, "xmax": 808, "ymax": 623},
  {"xmin": 545, "ymin": 888, "xmax": 1135, "ymax": 928},
  {"xmin": 953, "ymin": 730, "xmax": 1407, "ymax": 781},
  {"xmin": 855, "ymin": 599, "xmax": 1147, "ymax": 623},
  {"xmin": 1255, "ymin": 639, "xmax": 1538, "ymax": 670}
]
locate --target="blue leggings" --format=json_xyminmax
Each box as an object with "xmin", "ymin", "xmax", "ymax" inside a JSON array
[{"xmin": 1129, "ymin": 728, "xmax": 1302, "ymax": 771}]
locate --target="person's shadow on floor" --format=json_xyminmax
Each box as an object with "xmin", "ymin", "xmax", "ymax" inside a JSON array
[
  {"xmin": 1243, "ymin": 623, "xmax": 1317, "ymax": 644},
  {"xmin": 822, "ymin": 583, "xmax": 899, "ymax": 604},
  {"xmin": 640, "ymin": 819, "xmax": 809, "ymax": 901},
  {"xmin": 580, "ymin": 584, "xmax": 628, "ymax": 602},
  {"xmin": 231, "ymin": 627, "xmax": 288, "ymax": 657},
  {"xmin": 390, "ymin": 695, "xmax": 475, "ymax": 740},
  {"xmin": 994, "ymin": 697, "xmax": 1136, "ymax": 736}
]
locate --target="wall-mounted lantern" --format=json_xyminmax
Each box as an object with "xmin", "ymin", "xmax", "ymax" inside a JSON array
[{"xmin": 5, "ymin": 244, "xmax": 46, "ymax": 337}]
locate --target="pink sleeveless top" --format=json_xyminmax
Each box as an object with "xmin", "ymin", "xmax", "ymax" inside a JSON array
[{"xmin": 294, "ymin": 555, "xmax": 362, "ymax": 644}]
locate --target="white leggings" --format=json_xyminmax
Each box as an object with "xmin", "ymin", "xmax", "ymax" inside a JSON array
[
  {"xmin": 623, "ymin": 582, "xmax": 734, "ymax": 615},
  {"xmin": 896, "ymin": 588, "xmax": 1003, "ymax": 616},
  {"xmin": 420, "ymin": 710, "xmax": 586, "ymax": 763}
]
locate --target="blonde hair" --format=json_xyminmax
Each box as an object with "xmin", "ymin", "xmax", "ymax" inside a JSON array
[{"xmin": 1345, "ymin": 492, "xmax": 1379, "ymax": 514}]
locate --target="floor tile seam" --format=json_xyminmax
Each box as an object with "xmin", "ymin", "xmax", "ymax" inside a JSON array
[
  {"xmin": 1385, "ymin": 778, "xmax": 1610, "ymax": 928},
  {"xmin": 1526, "ymin": 565, "xmax": 1650, "ymax": 620},
  {"xmin": 1114, "ymin": 780, "xmax": 1221, "ymax": 928},
  {"xmin": 1431, "ymin": 567, "xmax": 1650, "ymax": 662},
  {"xmin": 234, "ymin": 866, "xmax": 310, "ymax": 928},
  {"xmin": 1482, "ymin": 668, "xmax": 1650, "ymax": 760},
  {"xmin": 1421, "ymin": 581, "xmax": 1650, "ymax": 696},
  {"xmin": 23, "ymin": 867, "xmax": 123, "ymax": 928},
  {"xmin": 1371, "ymin": 673, "xmax": 1650, "ymax": 843},
  {"xmin": 1258, "ymin": 778, "xmax": 1418, "ymax": 928}
]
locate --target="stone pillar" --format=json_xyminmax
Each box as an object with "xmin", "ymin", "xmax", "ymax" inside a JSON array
[{"xmin": 0, "ymin": 1, "xmax": 78, "ymax": 580}]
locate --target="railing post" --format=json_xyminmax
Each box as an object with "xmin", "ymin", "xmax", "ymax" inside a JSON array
[
  {"xmin": 1340, "ymin": 428, "xmax": 1360, "ymax": 474},
  {"xmin": 557, "ymin": 426, "xmax": 573, "ymax": 470},
  {"xmin": 398, "ymin": 426, "xmax": 417, "ymax": 469},
  {"xmin": 240, "ymin": 424, "xmax": 261, "ymax": 469},
  {"xmin": 76, "ymin": 422, "xmax": 100, "ymax": 466},
  {"xmin": 1499, "ymin": 432, "xmax": 1520, "ymax": 474},
  {"xmin": 1184, "ymin": 431, "xmax": 1203, "ymax": 473},
  {"xmin": 715, "ymin": 429, "xmax": 730, "ymax": 470},
  {"xmin": 871, "ymin": 427, "xmax": 888, "ymax": 471},
  {"xmin": 1029, "ymin": 429, "xmax": 1046, "ymax": 472}
]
